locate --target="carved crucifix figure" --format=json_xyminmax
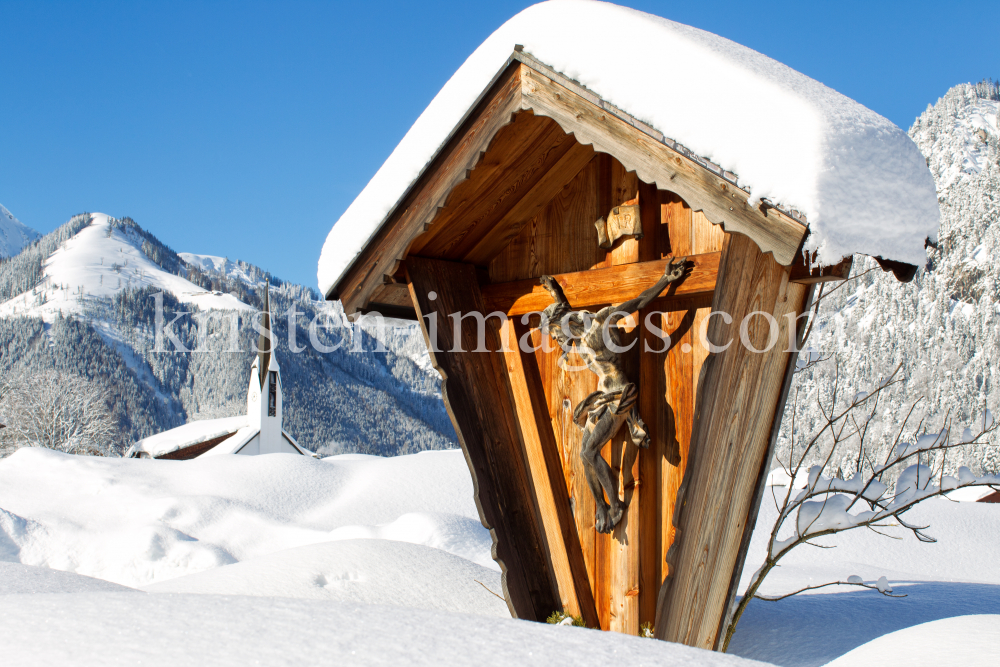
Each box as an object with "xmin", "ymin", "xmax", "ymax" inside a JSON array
[{"xmin": 539, "ymin": 258, "xmax": 691, "ymax": 533}]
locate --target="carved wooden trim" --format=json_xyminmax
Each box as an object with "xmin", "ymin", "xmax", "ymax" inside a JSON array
[
  {"xmin": 332, "ymin": 58, "xmax": 813, "ymax": 316},
  {"xmin": 518, "ymin": 68, "xmax": 808, "ymax": 267},
  {"xmin": 332, "ymin": 63, "xmax": 525, "ymax": 313}
]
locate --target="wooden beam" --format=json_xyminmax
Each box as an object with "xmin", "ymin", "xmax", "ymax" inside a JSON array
[
  {"xmin": 789, "ymin": 255, "xmax": 853, "ymax": 284},
  {"xmin": 406, "ymin": 256, "xmax": 561, "ymax": 622},
  {"xmin": 482, "ymin": 253, "xmax": 720, "ymax": 317},
  {"xmin": 519, "ymin": 67, "xmax": 808, "ymax": 266},
  {"xmin": 499, "ymin": 319, "xmax": 601, "ymax": 629},
  {"xmin": 715, "ymin": 283, "xmax": 816, "ymax": 648},
  {"xmin": 654, "ymin": 233, "xmax": 810, "ymax": 649}
]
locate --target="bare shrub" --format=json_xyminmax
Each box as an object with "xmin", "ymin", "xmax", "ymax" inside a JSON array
[{"xmin": 0, "ymin": 370, "xmax": 122, "ymax": 456}]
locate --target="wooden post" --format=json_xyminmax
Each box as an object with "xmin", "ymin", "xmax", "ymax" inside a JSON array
[
  {"xmin": 499, "ymin": 319, "xmax": 601, "ymax": 628},
  {"xmin": 654, "ymin": 233, "xmax": 810, "ymax": 648},
  {"xmin": 406, "ymin": 256, "xmax": 561, "ymax": 621}
]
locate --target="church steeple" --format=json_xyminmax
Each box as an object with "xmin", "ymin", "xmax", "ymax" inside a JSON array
[
  {"xmin": 258, "ymin": 281, "xmax": 271, "ymax": 389},
  {"xmin": 246, "ymin": 280, "xmax": 284, "ymax": 454}
]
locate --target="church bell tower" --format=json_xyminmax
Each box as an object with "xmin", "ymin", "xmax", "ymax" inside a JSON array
[{"xmin": 246, "ymin": 283, "xmax": 283, "ymax": 454}]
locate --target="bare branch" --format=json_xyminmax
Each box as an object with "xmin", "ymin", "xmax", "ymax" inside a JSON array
[{"xmin": 755, "ymin": 578, "xmax": 906, "ymax": 602}]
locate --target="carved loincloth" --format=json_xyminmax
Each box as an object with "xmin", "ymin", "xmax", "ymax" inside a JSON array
[{"xmin": 572, "ymin": 383, "xmax": 650, "ymax": 448}]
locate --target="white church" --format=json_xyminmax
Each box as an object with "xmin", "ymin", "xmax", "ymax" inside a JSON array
[{"xmin": 127, "ymin": 287, "xmax": 309, "ymax": 460}]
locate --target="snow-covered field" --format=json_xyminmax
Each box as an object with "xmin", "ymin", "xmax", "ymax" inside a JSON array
[{"xmin": 1, "ymin": 447, "xmax": 997, "ymax": 665}]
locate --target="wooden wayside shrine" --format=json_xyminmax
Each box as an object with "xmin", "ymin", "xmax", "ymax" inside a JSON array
[{"xmin": 326, "ymin": 54, "xmax": 862, "ymax": 650}]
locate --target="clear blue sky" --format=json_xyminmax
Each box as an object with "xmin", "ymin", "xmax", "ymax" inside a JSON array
[{"xmin": 2, "ymin": 0, "xmax": 997, "ymax": 290}]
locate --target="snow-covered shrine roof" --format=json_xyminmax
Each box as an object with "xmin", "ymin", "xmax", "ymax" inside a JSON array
[{"xmin": 318, "ymin": 0, "xmax": 939, "ymax": 297}]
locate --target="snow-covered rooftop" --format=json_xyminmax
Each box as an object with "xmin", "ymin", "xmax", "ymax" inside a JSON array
[
  {"xmin": 318, "ymin": 0, "xmax": 939, "ymax": 296},
  {"xmin": 129, "ymin": 415, "xmax": 248, "ymax": 458}
]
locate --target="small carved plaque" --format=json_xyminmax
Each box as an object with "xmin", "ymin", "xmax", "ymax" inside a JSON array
[{"xmin": 595, "ymin": 195, "xmax": 642, "ymax": 249}]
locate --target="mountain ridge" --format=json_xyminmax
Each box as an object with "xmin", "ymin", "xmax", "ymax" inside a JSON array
[
  {"xmin": 0, "ymin": 204, "xmax": 41, "ymax": 259},
  {"xmin": 0, "ymin": 213, "xmax": 456, "ymax": 455}
]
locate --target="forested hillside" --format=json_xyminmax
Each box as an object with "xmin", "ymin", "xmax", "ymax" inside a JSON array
[{"xmin": 0, "ymin": 214, "xmax": 456, "ymax": 456}]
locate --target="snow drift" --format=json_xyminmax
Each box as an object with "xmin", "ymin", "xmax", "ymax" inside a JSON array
[
  {"xmin": 0, "ymin": 448, "xmax": 494, "ymax": 588},
  {"xmin": 0, "ymin": 592, "xmax": 770, "ymax": 667}
]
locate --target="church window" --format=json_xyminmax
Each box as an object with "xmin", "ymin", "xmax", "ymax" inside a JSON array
[{"xmin": 268, "ymin": 371, "xmax": 277, "ymax": 417}]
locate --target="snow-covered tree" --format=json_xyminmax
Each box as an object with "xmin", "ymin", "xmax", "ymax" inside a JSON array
[{"xmin": 0, "ymin": 370, "xmax": 122, "ymax": 456}]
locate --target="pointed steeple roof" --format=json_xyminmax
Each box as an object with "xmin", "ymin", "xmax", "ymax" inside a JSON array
[{"xmin": 258, "ymin": 281, "xmax": 271, "ymax": 389}]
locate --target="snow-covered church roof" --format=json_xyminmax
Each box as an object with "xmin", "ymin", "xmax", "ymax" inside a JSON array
[
  {"xmin": 129, "ymin": 416, "xmax": 249, "ymax": 459},
  {"xmin": 318, "ymin": 0, "xmax": 939, "ymax": 295}
]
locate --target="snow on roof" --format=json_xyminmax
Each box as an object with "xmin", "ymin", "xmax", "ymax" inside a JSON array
[
  {"xmin": 318, "ymin": 0, "xmax": 939, "ymax": 296},
  {"xmin": 198, "ymin": 425, "xmax": 259, "ymax": 457},
  {"xmin": 129, "ymin": 415, "xmax": 248, "ymax": 458}
]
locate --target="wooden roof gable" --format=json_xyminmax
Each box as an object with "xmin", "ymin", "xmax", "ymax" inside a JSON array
[{"xmin": 328, "ymin": 51, "xmax": 812, "ymax": 317}]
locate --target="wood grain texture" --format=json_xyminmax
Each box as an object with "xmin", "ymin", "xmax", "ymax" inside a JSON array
[
  {"xmin": 500, "ymin": 319, "xmax": 601, "ymax": 629},
  {"xmin": 483, "ymin": 253, "xmax": 720, "ymax": 317},
  {"xmin": 535, "ymin": 331, "xmax": 602, "ymax": 619},
  {"xmin": 410, "ymin": 114, "xmax": 581, "ymax": 262},
  {"xmin": 636, "ymin": 179, "xmax": 665, "ymax": 631},
  {"xmin": 463, "ymin": 138, "xmax": 597, "ymax": 267},
  {"xmin": 715, "ymin": 282, "xmax": 816, "ymax": 646},
  {"xmin": 333, "ymin": 63, "xmax": 524, "ymax": 314},
  {"xmin": 662, "ymin": 192, "xmax": 692, "ymax": 258},
  {"xmin": 406, "ymin": 256, "xmax": 560, "ymax": 622},
  {"xmin": 654, "ymin": 233, "xmax": 810, "ymax": 648},
  {"xmin": 519, "ymin": 68, "xmax": 807, "ymax": 266},
  {"xmin": 605, "ymin": 159, "xmax": 641, "ymax": 268},
  {"xmin": 692, "ymin": 211, "xmax": 726, "ymax": 255},
  {"xmin": 659, "ymin": 308, "xmax": 695, "ymax": 572},
  {"xmin": 488, "ymin": 156, "xmax": 606, "ymax": 283}
]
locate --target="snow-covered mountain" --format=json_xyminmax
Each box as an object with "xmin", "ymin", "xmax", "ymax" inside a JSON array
[
  {"xmin": 0, "ymin": 214, "xmax": 250, "ymax": 320},
  {"xmin": 778, "ymin": 80, "xmax": 1000, "ymax": 480},
  {"xmin": 0, "ymin": 213, "xmax": 456, "ymax": 454},
  {"xmin": 0, "ymin": 204, "xmax": 40, "ymax": 259}
]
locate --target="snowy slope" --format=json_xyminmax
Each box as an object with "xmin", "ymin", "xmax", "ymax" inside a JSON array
[
  {"xmin": 0, "ymin": 447, "xmax": 769, "ymax": 666},
  {"xmin": 0, "ymin": 562, "xmax": 136, "ymax": 595},
  {"xmin": 144, "ymin": 539, "xmax": 507, "ymax": 617},
  {"xmin": 0, "ymin": 203, "xmax": 40, "ymax": 258},
  {"xmin": 2, "ymin": 445, "xmax": 998, "ymax": 665},
  {"xmin": 0, "ymin": 213, "xmax": 251, "ymax": 320},
  {"xmin": 319, "ymin": 0, "xmax": 938, "ymax": 295}
]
